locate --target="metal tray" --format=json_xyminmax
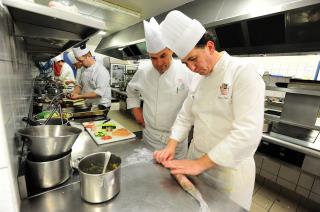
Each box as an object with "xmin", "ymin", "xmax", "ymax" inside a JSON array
[{"xmin": 63, "ymin": 105, "xmax": 108, "ymax": 118}]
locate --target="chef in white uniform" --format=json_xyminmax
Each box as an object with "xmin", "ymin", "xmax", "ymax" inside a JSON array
[
  {"xmin": 154, "ymin": 11, "xmax": 265, "ymax": 210},
  {"xmin": 126, "ymin": 17, "xmax": 196, "ymax": 159},
  {"xmin": 69, "ymin": 45, "xmax": 111, "ymax": 108},
  {"xmin": 67, "ymin": 51, "xmax": 83, "ymax": 84},
  {"xmin": 52, "ymin": 54, "xmax": 75, "ymax": 83}
]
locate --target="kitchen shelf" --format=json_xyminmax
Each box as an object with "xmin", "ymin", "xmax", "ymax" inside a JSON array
[{"xmin": 266, "ymin": 86, "xmax": 320, "ymax": 97}]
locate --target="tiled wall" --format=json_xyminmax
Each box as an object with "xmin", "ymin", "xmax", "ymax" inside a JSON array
[
  {"xmin": 255, "ymin": 153, "xmax": 320, "ymax": 207},
  {"xmin": 242, "ymin": 54, "xmax": 320, "ymax": 80},
  {"xmin": 0, "ymin": 5, "xmax": 36, "ymax": 212}
]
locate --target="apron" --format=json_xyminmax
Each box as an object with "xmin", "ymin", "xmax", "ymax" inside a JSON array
[
  {"xmin": 188, "ymin": 141, "xmax": 255, "ymax": 210},
  {"xmin": 143, "ymin": 126, "xmax": 188, "ymax": 160}
]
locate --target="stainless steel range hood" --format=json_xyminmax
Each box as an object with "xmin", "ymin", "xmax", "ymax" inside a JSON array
[
  {"xmin": 2, "ymin": 0, "xmax": 106, "ymax": 62},
  {"xmin": 96, "ymin": 0, "xmax": 320, "ymax": 59},
  {"xmin": 95, "ymin": 22, "xmax": 147, "ymax": 60}
]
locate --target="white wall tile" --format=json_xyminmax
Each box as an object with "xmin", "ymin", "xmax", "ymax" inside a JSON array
[
  {"xmin": 260, "ymin": 170, "xmax": 277, "ymax": 182},
  {"xmin": 278, "ymin": 165, "xmax": 300, "ymax": 184},
  {"xmin": 0, "ymin": 8, "xmax": 12, "ymax": 61},
  {"xmin": 309, "ymin": 192, "xmax": 320, "ymax": 205},
  {"xmin": 261, "ymin": 158, "xmax": 280, "ymax": 175},
  {"xmin": 0, "ymin": 60, "xmax": 14, "ymax": 124},
  {"xmin": 298, "ymin": 172, "xmax": 315, "ymax": 190},
  {"xmin": 277, "ymin": 177, "xmax": 296, "ymax": 191},
  {"xmin": 256, "ymin": 167, "xmax": 261, "ymax": 175},
  {"xmin": 311, "ymin": 178, "xmax": 320, "ymax": 195},
  {"xmin": 296, "ymin": 186, "xmax": 310, "ymax": 198},
  {"xmin": 254, "ymin": 154, "xmax": 263, "ymax": 168},
  {"xmin": 254, "ymin": 54, "xmax": 319, "ymax": 80},
  {"xmin": 0, "ymin": 6, "xmax": 35, "ymax": 212}
]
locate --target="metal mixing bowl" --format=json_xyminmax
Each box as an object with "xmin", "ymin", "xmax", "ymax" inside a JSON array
[{"xmin": 17, "ymin": 125, "xmax": 82, "ymax": 160}]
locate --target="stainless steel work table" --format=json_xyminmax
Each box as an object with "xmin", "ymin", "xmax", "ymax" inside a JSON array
[{"xmin": 20, "ymin": 123, "xmax": 246, "ymax": 212}]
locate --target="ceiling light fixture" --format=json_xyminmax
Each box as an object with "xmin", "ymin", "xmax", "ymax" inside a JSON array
[
  {"xmin": 77, "ymin": 0, "xmax": 141, "ymax": 18},
  {"xmin": 98, "ymin": 30, "xmax": 107, "ymax": 36}
]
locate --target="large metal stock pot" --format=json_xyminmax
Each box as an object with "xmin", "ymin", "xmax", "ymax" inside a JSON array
[
  {"xmin": 26, "ymin": 150, "xmax": 72, "ymax": 188},
  {"xmin": 78, "ymin": 152, "xmax": 121, "ymax": 203},
  {"xmin": 17, "ymin": 125, "xmax": 81, "ymax": 160}
]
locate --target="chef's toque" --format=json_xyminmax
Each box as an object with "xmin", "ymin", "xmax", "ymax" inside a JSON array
[
  {"xmin": 72, "ymin": 45, "xmax": 90, "ymax": 58},
  {"xmin": 160, "ymin": 10, "xmax": 206, "ymax": 59},
  {"xmin": 67, "ymin": 51, "xmax": 77, "ymax": 64},
  {"xmin": 143, "ymin": 17, "xmax": 166, "ymax": 54},
  {"xmin": 52, "ymin": 54, "xmax": 64, "ymax": 62}
]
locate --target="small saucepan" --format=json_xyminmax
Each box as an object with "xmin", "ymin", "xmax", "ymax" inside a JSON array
[{"xmin": 78, "ymin": 152, "xmax": 121, "ymax": 203}]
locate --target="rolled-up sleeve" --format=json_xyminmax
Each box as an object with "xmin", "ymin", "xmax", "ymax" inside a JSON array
[
  {"xmin": 208, "ymin": 67, "xmax": 265, "ymax": 169},
  {"xmin": 126, "ymin": 69, "xmax": 143, "ymax": 109}
]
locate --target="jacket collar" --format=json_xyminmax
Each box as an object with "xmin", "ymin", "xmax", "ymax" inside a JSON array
[{"xmin": 210, "ymin": 51, "xmax": 230, "ymax": 77}]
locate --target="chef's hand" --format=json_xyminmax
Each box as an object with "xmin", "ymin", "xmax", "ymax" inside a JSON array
[
  {"xmin": 162, "ymin": 154, "xmax": 215, "ymax": 175},
  {"xmin": 69, "ymin": 93, "xmax": 82, "ymax": 100},
  {"xmin": 154, "ymin": 139, "xmax": 178, "ymax": 163},
  {"xmin": 131, "ymin": 107, "xmax": 145, "ymax": 128},
  {"xmin": 64, "ymin": 80, "xmax": 74, "ymax": 85}
]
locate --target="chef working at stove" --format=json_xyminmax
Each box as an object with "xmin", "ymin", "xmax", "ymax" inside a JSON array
[
  {"xmin": 67, "ymin": 51, "xmax": 83, "ymax": 84},
  {"xmin": 154, "ymin": 11, "xmax": 265, "ymax": 210},
  {"xmin": 126, "ymin": 17, "xmax": 197, "ymax": 159},
  {"xmin": 68, "ymin": 44, "xmax": 112, "ymax": 108},
  {"xmin": 52, "ymin": 53, "xmax": 75, "ymax": 84}
]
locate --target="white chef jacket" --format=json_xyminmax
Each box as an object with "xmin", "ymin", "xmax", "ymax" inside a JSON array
[
  {"xmin": 78, "ymin": 62, "xmax": 111, "ymax": 107},
  {"xmin": 75, "ymin": 67, "xmax": 83, "ymax": 84},
  {"xmin": 56, "ymin": 63, "xmax": 75, "ymax": 82},
  {"xmin": 170, "ymin": 52, "xmax": 265, "ymax": 210},
  {"xmin": 126, "ymin": 59, "xmax": 196, "ymax": 159}
]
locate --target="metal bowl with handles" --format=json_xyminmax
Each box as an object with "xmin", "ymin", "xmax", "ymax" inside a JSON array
[
  {"xmin": 78, "ymin": 152, "xmax": 121, "ymax": 203},
  {"xmin": 17, "ymin": 125, "xmax": 82, "ymax": 160}
]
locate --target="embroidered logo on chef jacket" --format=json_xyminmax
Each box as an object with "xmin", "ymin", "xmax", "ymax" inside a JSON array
[{"xmin": 218, "ymin": 83, "xmax": 232, "ymax": 99}]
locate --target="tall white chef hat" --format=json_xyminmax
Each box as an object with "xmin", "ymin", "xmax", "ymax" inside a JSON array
[
  {"xmin": 67, "ymin": 51, "xmax": 77, "ymax": 64},
  {"xmin": 72, "ymin": 45, "xmax": 90, "ymax": 58},
  {"xmin": 143, "ymin": 17, "xmax": 166, "ymax": 54},
  {"xmin": 52, "ymin": 54, "xmax": 64, "ymax": 62},
  {"xmin": 160, "ymin": 10, "xmax": 206, "ymax": 59}
]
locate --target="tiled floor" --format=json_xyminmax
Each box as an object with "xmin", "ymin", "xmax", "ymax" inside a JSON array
[
  {"xmin": 108, "ymin": 103, "xmax": 142, "ymax": 133},
  {"xmin": 251, "ymin": 180, "xmax": 313, "ymax": 212}
]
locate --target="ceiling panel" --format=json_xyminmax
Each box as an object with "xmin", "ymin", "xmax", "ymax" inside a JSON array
[
  {"xmin": 101, "ymin": 0, "xmax": 195, "ymax": 18},
  {"xmin": 91, "ymin": 8, "xmax": 139, "ymax": 25},
  {"xmin": 77, "ymin": 0, "xmax": 195, "ymax": 33},
  {"xmin": 34, "ymin": 0, "xmax": 195, "ymax": 34},
  {"xmin": 74, "ymin": 1, "xmax": 97, "ymax": 16}
]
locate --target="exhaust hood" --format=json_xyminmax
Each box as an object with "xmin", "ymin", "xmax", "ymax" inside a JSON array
[
  {"xmin": 96, "ymin": 0, "xmax": 320, "ymax": 59},
  {"xmin": 95, "ymin": 22, "xmax": 148, "ymax": 60},
  {"xmin": 2, "ymin": 0, "xmax": 106, "ymax": 62}
]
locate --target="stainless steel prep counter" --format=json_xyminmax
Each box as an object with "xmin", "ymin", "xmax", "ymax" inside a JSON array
[{"xmin": 20, "ymin": 123, "xmax": 246, "ymax": 212}]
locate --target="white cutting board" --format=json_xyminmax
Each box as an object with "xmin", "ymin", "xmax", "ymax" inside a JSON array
[{"xmin": 82, "ymin": 119, "xmax": 136, "ymax": 145}]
